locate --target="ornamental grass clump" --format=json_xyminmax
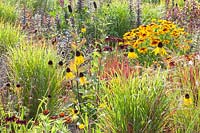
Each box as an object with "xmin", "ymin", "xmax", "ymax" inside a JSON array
[
  {"xmin": 122, "ymin": 19, "xmax": 192, "ymax": 67},
  {"xmin": 7, "ymin": 44, "xmax": 65, "ymax": 119},
  {"xmin": 98, "ymin": 70, "xmax": 171, "ymax": 132},
  {"xmin": 99, "ymin": 1, "xmax": 134, "ymax": 37},
  {"xmin": 0, "ymin": 1, "xmax": 18, "ymax": 23},
  {"xmin": 0, "ymin": 21, "xmax": 22, "ymax": 55}
]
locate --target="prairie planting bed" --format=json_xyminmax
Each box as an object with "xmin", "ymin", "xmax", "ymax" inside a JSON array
[{"xmin": 0, "ymin": 0, "xmax": 200, "ymax": 132}]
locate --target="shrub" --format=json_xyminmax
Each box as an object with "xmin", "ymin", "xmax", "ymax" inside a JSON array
[{"xmin": 7, "ymin": 44, "xmax": 65, "ymax": 119}]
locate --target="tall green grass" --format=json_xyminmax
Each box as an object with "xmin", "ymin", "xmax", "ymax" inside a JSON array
[
  {"xmin": 0, "ymin": 22, "xmax": 22, "ymax": 55},
  {"xmin": 98, "ymin": 70, "xmax": 171, "ymax": 132},
  {"xmin": 7, "ymin": 44, "xmax": 65, "ymax": 119},
  {"xmin": 98, "ymin": 1, "xmax": 134, "ymax": 37},
  {"xmin": 0, "ymin": 1, "xmax": 18, "ymax": 23},
  {"xmin": 142, "ymin": 3, "xmax": 165, "ymax": 24}
]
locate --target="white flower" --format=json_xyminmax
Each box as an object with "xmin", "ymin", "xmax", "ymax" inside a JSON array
[{"xmin": 188, "ymin": 60, "xmax": 193, "ymax": 65}]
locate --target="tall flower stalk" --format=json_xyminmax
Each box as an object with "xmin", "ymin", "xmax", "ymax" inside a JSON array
[
  {"xmin": 129, "ymin": 0, "xmax": 134, "ymax": 27},
  {"xmin": 136, "ymin": 0, "xmax": 142, "ymax": 27}
]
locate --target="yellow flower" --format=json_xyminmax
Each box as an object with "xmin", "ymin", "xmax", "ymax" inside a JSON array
[
  {"xmin": 74, "ymin": 51, "xmax": 84, "ymax": 66},
  {"xmin": 119, "ymin": 41, "xmax": 123, "ymax": 45},
  {"xmin": 99, "ymin": 102, "xmax": 107, "ymax": 109},
  {"xmin": 138, "ymin": 47, "xmax": 148, "ymax": 54},
  {"xmin": 163, "ymin": 40, "xmax": 170, "ymax": 45},
  {"xmin": 79, "ymin": 124, "xmax": 85, "ymax": 129},
  {"xmin": 81, "ymin": 26, "xmax": 86, "ymax": 33},
  {"xmin": 153, "ymin": 47, "xmax": 167, "ymax": 56},
  {"xmin": 79, "ymin": 72, "xmax": 87, "ymax": 85},
  {"xmin": 65, "ymin": 68, "xmax": 75, "ymax": 80},
  {"xmin": 152, "ymin": 42, "xmax": 167, "ymax": 56},
  {"xmin": 181, "ymin": 45, "xmax": 190, "ymax": 51},
  {"xmin": 150, "ymin": 38, "xmax": 160, "ymax": 47},
  {"xmin": 69, "ymin": 108, "xmax": 79, "ymax": 121},
  {"xmin": 128, "ymin": 48, "xmax": 138, "ymax": 59},
  {"xmin": 183, "ymin": 94, "xmax": 192, "ymax": 106},
  {"xmin": 69, "ymin": 61, "xmax": 77, "ymax": 72}
]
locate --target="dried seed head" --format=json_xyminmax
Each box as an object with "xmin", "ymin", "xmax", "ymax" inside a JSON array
[
  {"xmin": 185, "ymin": 93, "xmax": 190, "ymax": 99},
  {"xmin": 58, "ymin": 61, "xmax": 64, "ymax": 66},
  {"xmin": 93, "ymin": 1, "xmax": 97, "ymax": 9},
  {"xmin": 48, "ymin": 60, "xmax": 53, "ymax": 65},
  {"xmin": 68, "ymin": 5, "xmax": 73, "ymax": 13}
]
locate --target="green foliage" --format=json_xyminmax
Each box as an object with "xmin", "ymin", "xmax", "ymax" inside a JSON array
[
  {"xmin": 142, "ymin": 4, "xmax": 165, "ymax": 24},
  {"xmin": 142, "ymin": 0, "xmax": 161, "ymax": 4},
  {"xmin": 98, "ymin": 1, "xmax": 134, "ymax": 37},
  {"xmin": 0, "ymin": 22, "xmax": 22, "ymax": 55},
  {"xmin": 0, "ymin": 105, "xmax": 70, "ymax": 132},
  {"xmin": 98, "ymin": 70, "xmax": 171, "ymax": 132},
  {"xmin": 7, "ymin": 44, "xmax": 65, "ymax": 119},
  {"xmin": 31, "ymin": 113, "xmax": 70, "ymax": 132},
  {"xmin": 0, "ymin": 1, "xmax": 18, "ymax": 23}
]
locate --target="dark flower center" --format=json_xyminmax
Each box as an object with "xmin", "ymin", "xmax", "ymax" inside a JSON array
[
  {"xmin": 16, "ymin": 84, "xmax": 21, "ymax": 88},
  {"xmin": 130, "ymin": 48, "xmax": 134, "ymax": 52},
  {"xmin": 6, "ymin": 82, "xmax": 11, "ymax": 87},
  {"xmin": 76, "ymin": 51, "xmax": 81, "ymax": 56},
  {"xmin": 74, "ymin": 109, "xmax": 78, "ymax": 114},
  {"xmin": 48, "ymin": 95, "xmax": 52, "ymax": 98},
  {"xmin": 185, "ymin": 93, "xmax": 190, "ymax": 99},
  {"xmin": 66, "ymin": 68, "xmax": 71, "ymax": 72},
  {"xmin": 158, "ymin": 42, "xmax": 163, "ymax": 48},
  {"xmin": 58, "ymin": 61, "xmax": 63, "ymax": 66},
  {"xmin": 48, "ymin": 60, "xmax": 53, "ymax": 65},
  {"xmin": 79, "ymin": 72, "xmax": 84, "ymax": 77}
]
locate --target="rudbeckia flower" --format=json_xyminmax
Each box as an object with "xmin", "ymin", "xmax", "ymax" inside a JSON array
[
  {"xmin": 78, "ymin": 124, "xmax": 85, "ymax": 129},
  {"xmin": 74, "ymin": 51, "xmax": 84, "ymax": 66},
  {"xmin": 128, "ymin": 48, "xmax": 138, "ymax": 59},
  {"xmin": 81, "ymin": 26, "xmax": 86, "ymax": 33},
  {"xmin": 183, "ymin": 93, "xmax": 192, "ymax": 106},
  {"xmin": 150, "ymin": 38, "xmax": 160, "ymax": 47},
  {"xmin": 152, "ymin": 42, "xmax": 167, "ymax": 56},
  {"xmin": 79, "ymin": 72, "xmax": 87, "ymax": 85},
  {"xmin": 138, "ymin": 47, "xmax": 148, "ymax": 54},
  {"xmin": 70, "ymin": 109, "xmax": 79, "ymax": 121},
  {"xmin": 65, "ymin": 68, "xmax": 75, "ymax": 80}
]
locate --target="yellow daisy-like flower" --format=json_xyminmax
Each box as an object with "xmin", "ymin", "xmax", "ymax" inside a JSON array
[
  {"xmin": 79, "ymin": 72, "xmax": 87, "ymax": 85},
  {"xmin": 128, "ymin": 48, "xmax": 138, "ymax": 59},
  {"xmin": 152, "ymin": 42, "xmax": 167, "ymax": 56},
  {"xmin": 163, "ymin": 40, "xmax": 170, "ymax": 45},
  {"xmin": 79, "ymin": 124, "xmax": 85, "ymax": 129},
  {"xmin": 138, "ymin": 47, "xmax": 148, "ymax": 54},
  {"xmin": 183, "ymin": 94, "xmax": 192, "ymax": 106},
  {"xmin": 65, "ymin": 68, "xmax": 75, "ymax": 80},
  {"xmin": 69, "ymin": 108, "xmax": 79, "ymax": 121},
  {"xmin": 81, "ymin": 26, "xmax": 86, "ymax": 33},
  {"xmin": 150, "ymin": 38, "xmax": 160, "ymax": 47},
  {"xmin": 74, "ymin": 51, "xmax": 84, "ymax": 66}
]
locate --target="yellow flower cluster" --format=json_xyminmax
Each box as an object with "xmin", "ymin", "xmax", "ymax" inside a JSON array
[
  {"xmin": 65, "ymin": 50, "xmax": 87, "ymax": 85},
  {"xmin": 123, "ymin": 19, "xmax": 191, "ymax": 61}
]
